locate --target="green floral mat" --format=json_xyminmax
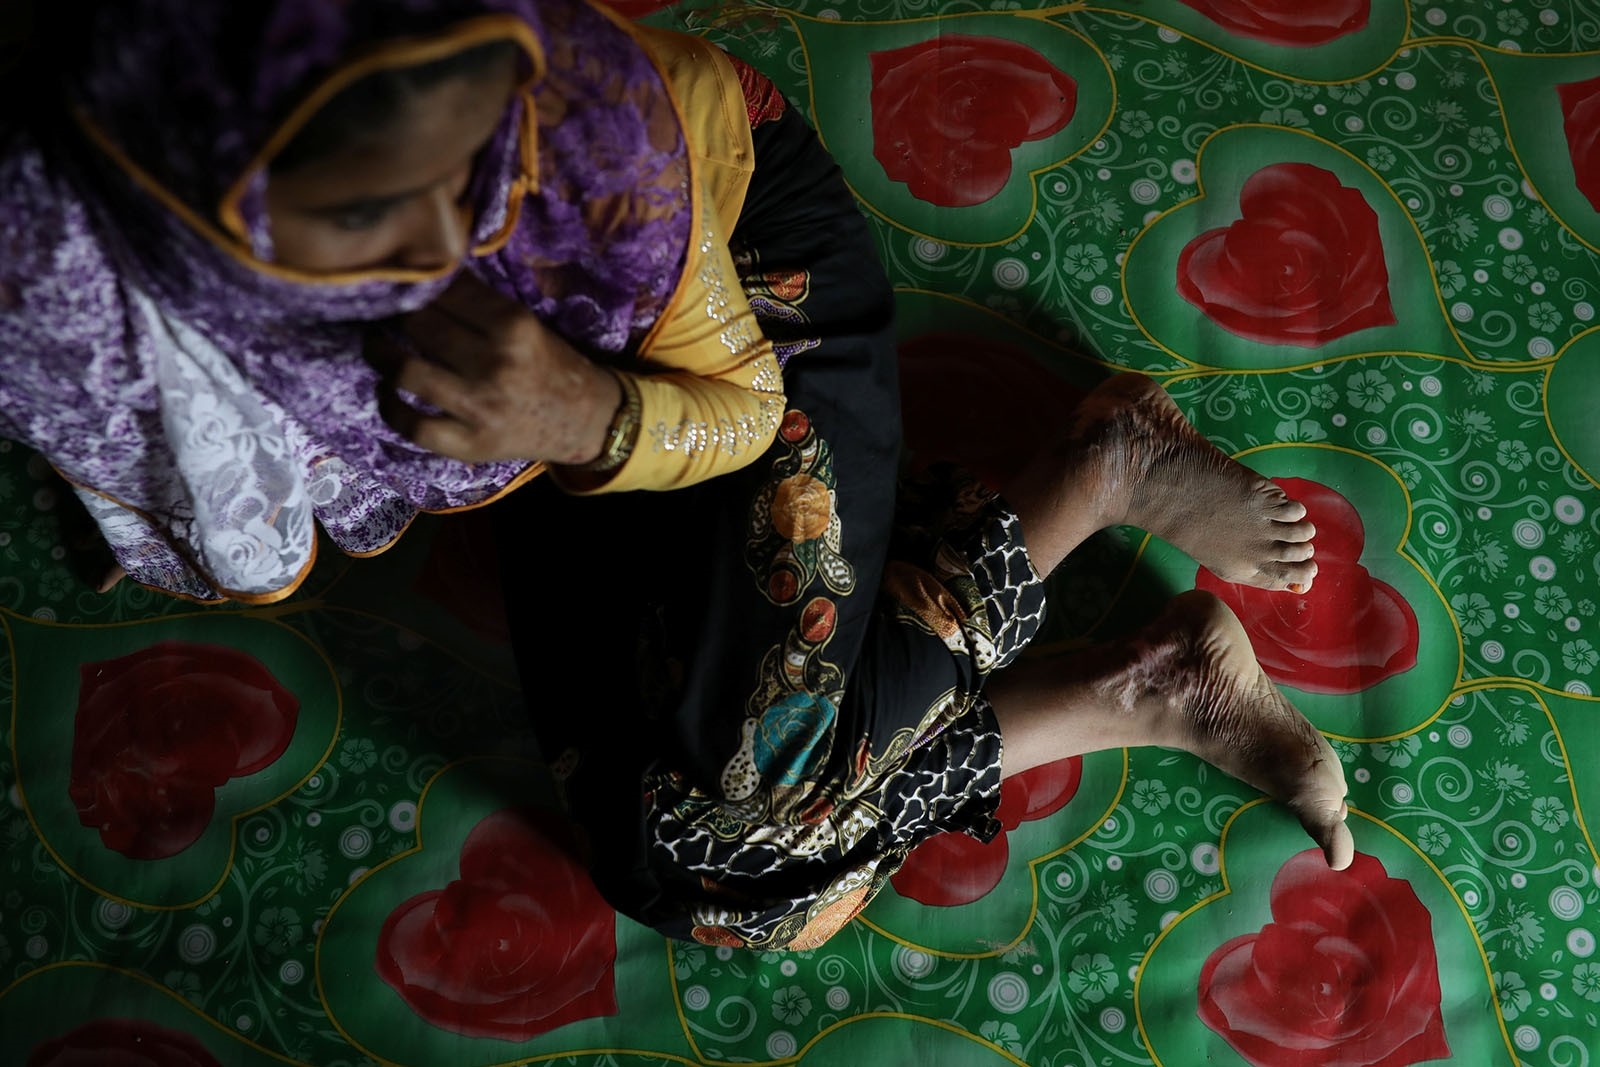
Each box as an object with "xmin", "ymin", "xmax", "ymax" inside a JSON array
[{"xmin": 6, "ymin": 0, "xmax": 1600, "ymax": 1064}]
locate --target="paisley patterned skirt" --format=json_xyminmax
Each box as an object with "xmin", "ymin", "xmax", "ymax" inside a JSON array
[{"xmin": 494, "ymin": 91, "xmax": 1048, "ymax": 951}]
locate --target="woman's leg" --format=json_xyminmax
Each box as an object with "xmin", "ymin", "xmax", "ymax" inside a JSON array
[
  {"xmin": 1005, "ymin": 372, "xmax": 1319, "ymax": 587},
  {"xmin": 987, "ymin": 372, "xmax": 1352, "ymax": 869},
  {"xmin": 986, "ymin": 592, "xmax": 1354, "ymax": 869}
]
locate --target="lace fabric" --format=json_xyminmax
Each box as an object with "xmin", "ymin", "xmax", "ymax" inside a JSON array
[{"xmin": 478, "ymin": 0, "xmax": 692, "ymax": 359}]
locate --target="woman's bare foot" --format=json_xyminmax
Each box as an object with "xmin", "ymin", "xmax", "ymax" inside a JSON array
[
  {"xmin": 1129, "ymin": 590, "xmax": 1353, "ymax": 868},
  {"xmin": 989, "ymin": 591, "xmax": 1352, "ymax": 867},
  {"xmin": 1067, "ymin": 373, "xmax": 1317, "ymax": 592}
]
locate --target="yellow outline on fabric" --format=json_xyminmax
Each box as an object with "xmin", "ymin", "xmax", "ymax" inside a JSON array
[
  {"xmin": 796, "ymin": 1012, "xmax": 1033, "ymax": 1067},
  {"xmin": 53, "ymin": 470, "xmax": 320, "ymax": 607},
  {"xmin": 310, "ymin": 754, "xmax": 693, "ymax": 1067},
  {"xmin": 1161, "ymin": 349, "xmax": 1556, "ymax": 379},
  {"xmin": 474, "ymin": 1053, "xmax": 708, "ymax": 1067},
  {"xmin": 1541, "ymin": 325, "xmax": 1600, "ymax": 492},
  {"xmin": 60, "ymin": 8, "xmax": 743, "ymax": 607},
  {"xmin": 1468, "ymin": 676, "xmax": 1600, "ymax": 704},
  {"xmin": 0, "ymin": 606, "xmax": 343, "ymax": 913},
  {"xmin": 1150, "ymin": 442, "xmax": 1452, "ymax": 732},
  {"xmin": 218, "ymin": 16, "xmax": 546, "ymax": 245},
  {"xmin": 0, "ymin": 961, "xmax": 315, "ymax": 1065},
  {"xmin": 1120, "ymin": 123, "xmax": 1483, "ymax": 368},
  {"xmin": 596, "ymin": 5, "xmax": 710, "ymax": 360},
  {"xmin": 75, "ymin": 15, "xmax": 544, "ymax": 287},
  {"xmin": 1132, "ymin": 800, "xmax": 1523, "ymax": 1067},
  {"xmin": 1407, "ymin": 32, "xmax": 1600, "ymax": 60},
  {"xmin": 1434, "ymin": 680, "xmax": 1600, "ymax": 896},
  {"xmin": 1421, "ymin": 39, "xmax": 1600, "ymax": 260},
  {"xmin": 674, "ymin": 1007, "xmax": 1036, "ymax": 1067},
  {"xmin": 771, "ymin": 6, "xmax": 1115, "ymax": 250},
  {"xmin": 1470, "ymin": 683, "xmax": 1600, "ymax": 886},
  {"xmin": 851, "ymin": 749, "xmax": 1130, "ymax": 960},
  {"xmin": 658, "ymin": 752, "xmax": 1126, "ymax": 1061},
  {"xmin": 1079, "ymin": 3, "xmax": 1416, "ymax": 86}
]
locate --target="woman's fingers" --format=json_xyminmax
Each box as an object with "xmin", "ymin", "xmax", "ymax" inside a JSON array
[
  {"xmin": 376, "ymin": 388, "xmax": 483, "ymax": 462},
  {"xmin": 366, "ymin": 272, "xmax": 598, "ymax": 463},
  {"xmin": 367, "ymin": 330, "xmax": 485, "ymax": 457},
  {"xmin": 367, "ymin": 327, "xmax": 484, "ymax": 424},
  {"xmin": 391, "ymin": 349, "xmax": 477, "ymax": 418}
]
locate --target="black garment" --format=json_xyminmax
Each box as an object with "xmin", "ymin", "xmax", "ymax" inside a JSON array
[{"xmin": 494, "ymin": 100, "xmax": 1046, "ymax": 950}]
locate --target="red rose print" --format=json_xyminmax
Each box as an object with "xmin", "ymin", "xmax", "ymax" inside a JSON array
[
  {"xmin": 898, "ymin": 332, "xmax": 1086, "ymax": 489},
  {"xmin": 27, "ymin": 1017, "xmax": 221, "ymax": 1067},
  {"xmin": 871, "ymin": 36, "xmax": 1077, "ymax": 208},
  {"xmin": 1196, "ymin": 478, "xmax": 1418, "ymax": 694},
  {"xmin": 70, "ymin": 641, "xmax": 299, "ymax": 860},
  {"xmin": 412, "ymin": 510, "xmax": 510, "ymax": 644},
  {"xmin": 892, "ymin": 756, "xmax": 1082, "ymax": 906},
  {"xmin": 1198, "ymin": 849, "xmax": 1450, "ymax": 1067},
  {"xmin": 1558, "ymin": 75, "xmax": 1600, "ymax": 213},
  {"xmin": 890, "ymin": 825, "xmax": 1013, "ymax": 907},
  {"xmin": 1176, "ymin": 0, "xmax": 1370, "ymax": 46},
  {"xmin": 376, "ymin": 807, "xmax": 618, "ymax": 1040},
  {"xmin": 993, "ymin": 755, "xmax": 1084, "ymax": 830},
  {"xmin": 1177, "ymin": 163, "xmax": 1396, "ymax": 347}
]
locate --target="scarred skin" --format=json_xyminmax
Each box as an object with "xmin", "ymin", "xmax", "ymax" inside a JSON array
[
  {"xmin": 1116, "ymin": 591, "xmax": 1351, "ymax": 870},
  {"xmin": 1077, "ymin": 373, "xmax": 1318, "ymax": 592}
]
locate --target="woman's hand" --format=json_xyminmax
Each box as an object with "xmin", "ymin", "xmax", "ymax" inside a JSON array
[{"xmin": 366, "ymin": 273, "xmax": 622, "ymax": 465}]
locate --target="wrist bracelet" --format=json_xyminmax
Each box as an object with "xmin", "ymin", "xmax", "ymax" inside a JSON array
[{"xmin": 577, "ymin": 370, "xmax": 642, "ymax": 473}]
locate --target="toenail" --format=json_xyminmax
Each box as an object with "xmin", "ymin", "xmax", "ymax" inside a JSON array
[{"xmin": 1288, "ymin": 583, "xmax": 1305, "ymax": 594}]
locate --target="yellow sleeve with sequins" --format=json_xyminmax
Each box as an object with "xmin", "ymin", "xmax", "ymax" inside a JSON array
[{"xmin": 549, "ymin": 20, "xmax": 785, "ymax": 494}]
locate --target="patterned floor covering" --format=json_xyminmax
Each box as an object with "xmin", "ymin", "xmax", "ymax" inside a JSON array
[{"xmin": 7, "ymin": 0, "xmax": 1600, "ymax": 1064}]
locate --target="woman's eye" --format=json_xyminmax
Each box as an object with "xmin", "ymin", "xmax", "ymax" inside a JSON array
[{"xmin": 328, "ymin": 202, "xmax": 392, "ymax": 231}]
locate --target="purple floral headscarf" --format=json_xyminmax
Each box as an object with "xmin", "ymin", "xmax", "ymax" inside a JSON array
[{"xmin": 0, "ymin": 0, "xmax": 692, "ymax": 600}]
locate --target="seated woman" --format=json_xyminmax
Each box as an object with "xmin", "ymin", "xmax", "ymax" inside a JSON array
[{"xmin": 0, "ymin": 0, "xmax": 1350, "ymax": 951}]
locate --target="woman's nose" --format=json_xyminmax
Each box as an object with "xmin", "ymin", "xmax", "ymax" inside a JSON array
[{"xmin": 398, "ymin": 185, "xmax": 470, "ymax": 271}]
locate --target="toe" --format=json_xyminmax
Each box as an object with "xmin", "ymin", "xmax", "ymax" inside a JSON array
[
  {"xmin": 1275, "ymin": 540, "xmax": 1315, "ymax": 563},
  {"xmin": 1266, "ymin": 495, "xmax": 1308, "ymax": 523},
  {"xmin": 1249, "ymin": 558, "xmax": 1318, "ymax": 592},
  {"xmin": 1290, "ymin": 755, "xmax": 1352, "ymax": 869},
  {"xmin": 1301, "ymin": 807, "xmax": 1355, "ymax": 871},
  {"xmin": 1283, "ymin": 559, "xmax": 1318, "ymax": 594},
  {"xmin": 1274, "ymin": 518, "xmax": 1316, "ymax": 543}
]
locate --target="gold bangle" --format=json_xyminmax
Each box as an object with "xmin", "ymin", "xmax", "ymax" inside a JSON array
[{"xmin": 577, "ymin": 370, "xmax": 642, "ymax": 472}]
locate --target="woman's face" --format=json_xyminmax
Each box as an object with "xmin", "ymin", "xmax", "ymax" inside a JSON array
[{"xmin": 264, "ymin": 60, "xmax": 518, "ymax": 274}]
